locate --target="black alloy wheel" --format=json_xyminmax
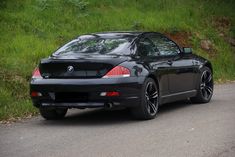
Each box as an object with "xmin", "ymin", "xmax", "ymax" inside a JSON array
[
  {"xmin": 39, "ymin": 107, "xmax": 68, "ymax": 120},
  {"xmin": 131, "ymin": 78, "xmax": 159, "ymax": 120},
  {"xmin": 145, "ymin": 82, "xmax": 159, "ymax": 116},
  {"xmin": 191, "ymin": 66, "xmax": 213, "ymax": 103},
  {"xmin": 200, "ymin": 70, "xmax": 213, "ymax": 100}
]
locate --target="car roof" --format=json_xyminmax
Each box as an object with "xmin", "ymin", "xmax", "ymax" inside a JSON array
[
  {"xmin": 94, "ymin": 31, "xmax": 143, "ymax": 36},
  {"xmin": 79, "ymin": 31, "xmax": 163, "ymax": 39}
]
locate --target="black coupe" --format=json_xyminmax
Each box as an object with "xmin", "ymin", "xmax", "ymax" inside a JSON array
[{"xmin": 30, "ymin": 32, "xmax": 213, "ymax": 120}]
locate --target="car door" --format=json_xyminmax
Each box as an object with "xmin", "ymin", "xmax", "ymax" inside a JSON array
[
  {"xmin": 149, "ymin": 34, "xmax": 196, "ymax": 94},
  {"xmin": 136, "ymin": 35, "xmax": 171, "ymax": 96},
  {"xmin": 168, "ymin": 52, "xmax": 197, "ymax": 93}
]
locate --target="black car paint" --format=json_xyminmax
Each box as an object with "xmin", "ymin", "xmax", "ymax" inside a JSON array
[
  {"xmin": 30, "ymin": 32, "xmax": 212, "ymax": 109},
  {"xmin": 39, "ymin": 55, "xmax": 128, "ymax": 79}
]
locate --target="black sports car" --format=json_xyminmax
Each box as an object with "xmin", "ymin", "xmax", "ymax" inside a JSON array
[{"xmin": 30, "ymin": 32, "xmax": 213, "ymax": 120}]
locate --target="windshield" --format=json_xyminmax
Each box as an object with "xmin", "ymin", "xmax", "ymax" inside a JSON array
[{"xmin": 53, "ymin": 35, "xmax": 133, "ymax": 56}]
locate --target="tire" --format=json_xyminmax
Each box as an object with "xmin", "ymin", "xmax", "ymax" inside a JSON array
[
  {"xmin": 190, "ymin": 66, "xmax": 213, "ymax": 103},
  {"xmin": 39, "ymin": 107, "xmax": 68, "ymax": 120},
  {"xmin": 131, "ymin": 78, "xmax": 159, "ymax": 120}
]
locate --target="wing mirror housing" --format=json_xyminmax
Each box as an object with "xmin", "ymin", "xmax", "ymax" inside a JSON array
[{"xmin": 182, "ymin": 47, "xmax": 192, "ymax": 54}]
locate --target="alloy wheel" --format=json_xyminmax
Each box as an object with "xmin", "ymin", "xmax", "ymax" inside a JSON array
[
  {"xmin": 145, "ymin": 82, "xmax": 159, "ymax": 116},
  {"xmin": 200, "ymin": 70, "xmax": 213, "ymax": 100}
]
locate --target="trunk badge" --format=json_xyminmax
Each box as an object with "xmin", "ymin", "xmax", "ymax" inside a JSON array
[{"xmin": 67, "ymin": 66, "xmax": 74, "ymax": 73}]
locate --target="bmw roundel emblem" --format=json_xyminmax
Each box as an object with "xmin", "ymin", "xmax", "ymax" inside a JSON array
[{"xmin": 67, "ymin": 66, "xmax": 74, "ymax": 73}]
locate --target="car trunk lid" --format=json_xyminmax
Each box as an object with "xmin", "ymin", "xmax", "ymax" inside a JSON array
[{"xmin": 39, "ymin": 55, "xmax": 128, "ymax": 79}]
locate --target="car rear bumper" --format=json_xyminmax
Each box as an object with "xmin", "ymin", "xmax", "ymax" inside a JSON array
[{"xmin": 30, "ymin": 77, "xmax": 145, "ymax": 108}]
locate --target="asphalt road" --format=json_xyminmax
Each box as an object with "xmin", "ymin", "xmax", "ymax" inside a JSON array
[{"xmin": 1, "ymin": 83, "xmax": 235, "ymax": 157}]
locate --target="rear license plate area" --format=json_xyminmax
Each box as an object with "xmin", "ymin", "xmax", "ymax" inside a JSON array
[{"xmin": 55, "ymin": 92, "xmax": 89, "ymax": 103}]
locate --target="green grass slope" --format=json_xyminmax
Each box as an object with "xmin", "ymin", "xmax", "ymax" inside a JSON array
[{"xmin": 0, "ymin": 0, "xmax": 235, "ymax": 121}]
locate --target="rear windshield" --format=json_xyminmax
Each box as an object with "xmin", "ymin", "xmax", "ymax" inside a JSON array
[{"xmin": 53, "ymin": 35, "xmax": 133, "ymax": 56}]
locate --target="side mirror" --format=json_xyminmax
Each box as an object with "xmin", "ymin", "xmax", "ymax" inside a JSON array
[{"xmin": 182, "ymin": 47, "xmax": 192, "ymax": 54}]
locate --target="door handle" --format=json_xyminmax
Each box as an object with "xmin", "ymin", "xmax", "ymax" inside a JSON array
[{"xmin": 167, "ymin": 60, "xmax": 173, "ymax": 65}]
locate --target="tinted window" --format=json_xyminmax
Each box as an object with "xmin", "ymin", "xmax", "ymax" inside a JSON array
[
  {"xmin": 54, "ymin": 35, "xmax": 133, "ymax": 56},
  {"xmin": 137, "ymin": 37, "xmax": 159, "ymax": 57},
  {"xmin": 150, "ymin": 35, "xmax": 180, "ymax": 56}
]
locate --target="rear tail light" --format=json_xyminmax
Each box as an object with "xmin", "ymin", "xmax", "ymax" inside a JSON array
[
  {"xmin": 32, "ymin": 67, "xmax": 42, "ymax": 79},
  {"xmin": 31, "ymin": 91, "xmax": 42, "ymax": 97},
  {"xmin": 103, "ymin": 66, "xmax": 130, "ymax": 78},
  {"xmin": 100, "ymin": 91, "xmax": 120, "ymax": 97}
]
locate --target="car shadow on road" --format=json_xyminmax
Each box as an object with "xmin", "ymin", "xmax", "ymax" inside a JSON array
[
  {"xmin": 39, "ymin": 100, "xmax": 194, "ymax": 126},
  {"xmin": 40, "ymin": 108, "xmax": 134, "ymax": 126}
]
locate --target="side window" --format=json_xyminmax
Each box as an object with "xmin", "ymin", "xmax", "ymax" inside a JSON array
[
  {"xmin": 150, "ymin": 35, "xmax": 180, "ymax": 56},
  {"xmin": 137, "ymin": 37, "xmax": 159, "ymax": 57}
]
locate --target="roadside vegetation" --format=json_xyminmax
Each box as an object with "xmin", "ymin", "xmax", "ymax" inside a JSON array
[{"xmin": 0, "ymin": 0, "xmax": 235, "ymax": 121}]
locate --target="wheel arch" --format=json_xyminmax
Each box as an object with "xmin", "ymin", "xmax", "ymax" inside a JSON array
[
  {"xmin": 147, "ymin": 74, "xmax": 159, "ymax": 89},
  {"xmin": 146, "ymin": 73, "xmax": 163, "ymax": 105},
  {"xmin": 204, "ymin": 61, "xmax": 213, "ymax": 74}
]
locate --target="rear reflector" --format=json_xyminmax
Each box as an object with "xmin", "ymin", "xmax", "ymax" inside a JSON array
[
  {"xmin": 102, "ymin": 66, "xmax": 130, "ymax": 78},
  {"xmin": 32, "ymin": 68, "xmax": 42, "ymax": 79},
  {"xmin": 100, "ymin": 92, "xmax": 120, "ymax": 97},
  {"xmin": 31, "ymin": 92, "xmax": 42, "ymax": 97}
]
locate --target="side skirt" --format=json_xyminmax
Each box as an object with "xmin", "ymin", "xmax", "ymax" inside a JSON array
[{"xmin": 160, "ymin": 90, "xmax": 197, "ymax": 105}]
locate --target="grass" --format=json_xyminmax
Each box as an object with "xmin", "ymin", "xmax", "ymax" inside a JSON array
[{"xmin": 0, "ymin": 0, "xmax": 235, "ymax": 121}]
